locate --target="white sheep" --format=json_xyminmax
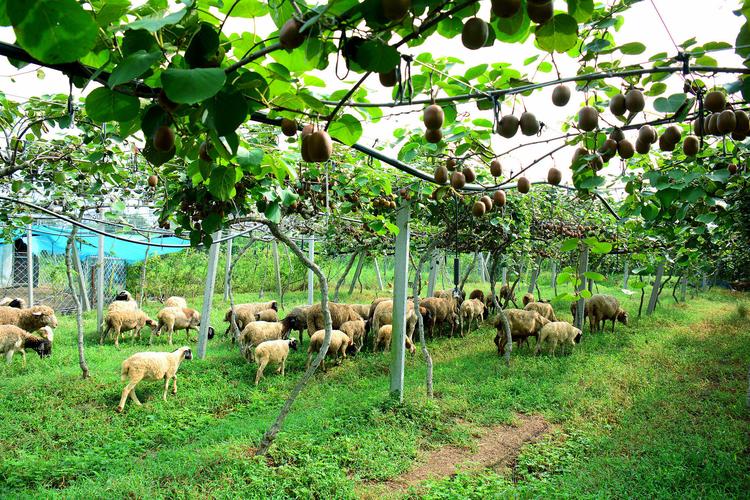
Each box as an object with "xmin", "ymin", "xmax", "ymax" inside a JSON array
[
  {"xmin": 525, "ymin": 302, "xmax": 558, "ymax": 322},
  {"xmin": 253, "ymin": 338, "xmax": 299, "ymax": 385},
  {"xmin": 101, "ymin": 309, "xmax": 157, "ymax": 348},
  {"xmin": 339, "ymin": 319, "xmax": 366, "ymax": 352},
  {"xmin": 374, "ymin": 324, "xmax": 416, "ymax": 355},
  {"xmin": 255, "ymin": 309, "xmax": 279, "ymax": 322},
  {"xmin": 0, "ymin": 325, "xmax": 53, "ymax": 366},
  {"xmin": 224, "ymin": 301, "xmax": 278, "ymax": 335},
  {"xmin": 238, "ymin": 317, "xmax": 294, "ymax": 361},
  {"xmin": 0, "ymin": 297, "xmax": 26, "ymax": 308},
  {"xmin": 152, "ymin": 307, "xmax": 201, "ymax": 345},
  {"xmin": 535, "ymin": 321, "xmax": 583, "ymax": 356},
  {"xmin": 460, "ymin": 298, "xmax": 485, "ymax": 336},
  {"xmin": 0, "ymin": 305, "xmax": 58, "ymax": 332},
  {"xmin": 164, "ymin": 296, "xmax": 188, "ymax": 308},
  {"xmin": 306, "ymin": 329, "xmax": 352, "ymax": 371},
  {"xmin": 116, "ymin": 346, "xmax": 193, "ymax": 412}
]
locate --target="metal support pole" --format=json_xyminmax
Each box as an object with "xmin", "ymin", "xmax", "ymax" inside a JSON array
[
  {"xmin": 680, "ymin": 275, "xmax": 687, "ymax": 302},
  {"xmin": 272, "ymin": 240, "xmax": 282, "ymax": 302},
  {"xmin": 96, "ymin": 223, "xmax": 105, "ymax": 337},
  {"xmin": 26, "ymin": 226, "xmax": 33, "ymax": 307},
  {"xmin": 647, "ymin": 260, "xmax": 665, "ymax": 315},
  {"xmin": 623, "ymin": 259, "xmax": 629, "ymax": 289},
  {"xmin": 427, "ymin": 250, "xmax": 438, "ymax": 297},
  {"xmin": 574, "ymin": 246, "xmax": 589, "ymax": 330},
  {"xmin": 223, "ymin": 237, "xmax": 233, "ymax": 301},
  {"xmin": 307, "ymin": 237, "xmax": 315, "ymax": 305},
  {"xmin": 390, "ymin": 202, "xmax": 411, "ymax": 401},
  {"xmin": 374, "ymin": 256, "xmax": 385, "ymax": 291},
  {"xmin": 198, "ymin": 231, "xmax": 221, "ymax": 359}
]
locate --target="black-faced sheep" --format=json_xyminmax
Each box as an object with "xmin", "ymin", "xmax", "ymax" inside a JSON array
[
  {"xmin": 101, "ymin": 310, "xmax": 157, "ymax": 348},
  {"xmin": 0, "ymin": 305, "xmax": 58, "ymax": 332},
  {"xmin": 305, "ymin": 302, "xmax": 361, "ymax": 340},
  {"xmin": 587, "ymin": 294, "xmax": 628, "ymax": 333},
  {"xmin": 255, "ymin": 309, "xmax": 279, "ymax": 322},
  {"xmin": 0, "ymin": 325, "xmax": 52, "ymax": 366},
  {"xmin": 284, "ymin": 306, "xmax": 310, "ymax": 341},
  {"xmin": 420, "ymin": 296, "xmax": 458, "ymax": 338},
  {"xmin": 374, "ymin": 324, "xmax": 416, "ymax": 355},
  {"xmin": 524, "ymin": 302, "xmax": 557, "ymax": 322},
  {"xmin": 253, "ymin": 338, "xmax": 298, "ymax": 385},
  {"xmin": 492, "ymin": 309, "xmax": 550, "ymax": 356},
  {"xmin": 152, "ymin": 307, "xmax": 201, "ymax": 345},
  {"xmin": 535, "ymin": 322, "xmax": 583, "ymax": 356},
  {"xmin": 0, "ymin": 297, "xmax": 26, "ymax": 309},
  {"xmin": 164, "ymin": 296, "xmax": 188, "ymax": 308},
  {"xmin": 108, "ymin": 291, "xmax": 139, "ymax": 313},
  {"xmin": 117, "ymin": 346, "xmax": 192, "ymax": 412},
  {"xmin": 306, "ymin": 329, "xmax": 353, "ymax": 371},
  {"xmin": 460, "ymin": 298, "xmax": 485, "ymax": 336}
]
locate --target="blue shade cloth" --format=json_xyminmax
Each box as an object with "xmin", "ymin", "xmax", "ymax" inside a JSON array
[{"xmin": 15, "ymin": 225, "xmax": 186, "ymax": 263}]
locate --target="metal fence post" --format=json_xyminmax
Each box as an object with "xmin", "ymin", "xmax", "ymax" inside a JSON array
[
  {"xmin": 390, "ymin": 201, "xmax": 411, "ymax": 402},
  {"xmin": 374, "ymin": 256, "xmax": 385, "ymax": 291},
  {"xmin": 223, "ymin": 236, "xmax": 233, "ymax": 301},
  {"xmin": 198, "ymin": 231, "xmax": 221, "ymax": 359},
  {"xmin": 307, "ymin": 237, "xmax": 315, "ymax": 305},
  {"xmin": 26, "ymin": 225, "xmax": 33, "ymax": 307}
]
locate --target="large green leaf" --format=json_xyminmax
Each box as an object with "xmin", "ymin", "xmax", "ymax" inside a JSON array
[
  {"xmin": 108, "ymin": 50, "xmax": 161, "ymax": 88},
  {"xmin": 535, "ymin": 14, "xmax": 578, "ymax": 53},
  {"xmin": 208, "ymin": 164, "xmax": 239, "ymax": 201},
  {"xmin": 568, "ymin": 0, "xmax": 594, "ymax": 22},
  {"xmin": 161, "ymin": 68, "xmax": 226, "ymax": 104},
  {"xmin": 207, "ymin": 91, "xmax": 248, "ymax": 136},
  {"xmin": 85, "ymin": 87, "xmax": 140, "ymax": 123},
  {"xmin": 352, "ymin": 40, "xmax": 400, "ymax": 73},
  {"xmin": 328, "ymin": 114, "xmax": 363, "ymax": 146},
  {"xmin": 219, "ymin": 0, "xmax": 268, "ymax": 18},
  {"xmin": 618, "ymin": 42, "xmax": 646, "ymax": 55},
  {"xmin": 653, "ymin": 93, "xmax": 687, "ymax": 113},
  {"xmin": 560, "ymin": 238, "xmax": 579, "ymax": 252},
  {"xmin": 7, "ymin": 0, "xmax": 97, "ymax": 64},
  {"xmin": 123, "ymin": 8, "xmax": 186, "ymax": 32}
]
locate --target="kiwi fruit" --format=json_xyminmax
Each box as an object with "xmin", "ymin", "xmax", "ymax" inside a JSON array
[
  {"xmin": 547, "ymin": 167, "xmax": 562, "ymax": 185},
  {"xmin": 147, "ymin": 175, "xmax": 158, "ymax": 188},
  {"xmin": 444, "ymin": 158, "xmax": 456, "ymax": 171},
  {"xmin": 301, "ymin": 123, "xmax": 316, "ymax": 138},
  {"xmin": 451, "ymin": 171, "xmax": 466, "ymax": 189},
  {"xmin": 480, "ymin": 195, "xmax": 493, "ymax": 211},
  {"xmin": 609, "ymin": 128, "xmax": 625, "ymax": 142},
  {"xmin": 718, "ymin": 109, "xmax": 737, "ymax": 135},
  {"xmin": 609, "ymin": 94, "xmax": 626, "ymax": 116},
  {"xmin": 301, "ymin": 136, "xmax": 312, "ymax": 161},
  {"xmin": 423, "ymin": 104, "xmax": 444, "ymax": 130},
  {"xmin": 617, "ymin": 139, "xmax": 635, "ymax": 159},
  {"xmin": 638, "ymin": 125, "xmax": 656, "ymax": 144},
  {"xmin": 682, "ymin": 135, "xmax": 700, "ymax": 156},
  {"xmin": 734, "ymin": 110, "xmax": 750, "ymax": 134},
  {"xmin": 158, "ymin": 89, "xmax": 179, "ymax": 112},
  {"xmin": 492, "ymin": 190, "xmax": 506, "ymax": 206},
  {"xmin": 519, "ymin": 111, "xmax": 540, "ymax": 136},
  {"xmin": 490, "ymin": 159, "xmax": 503, "ymax": 177},
  {"xmin": 635, "ymin": 138, "xmax": 650, "ymax": 154},
  {"xmin": 472, "ymin": 201, "xmax": 486, "ymax": 217},
  {"xmin": 498, "ymin": 115, "xmax": 520, "ymax": 138},
  {"xmin": 153, "ymin": 125, "xmax": 175, "ymax": 152},
  {"xmin": 517, "ymin": 176, "xmax": 531, "ymax": 193},
  {"xmin": 728, "ymin": 163, "xmax": 738, "ymax": 175},
  {"xmin": 648, "ymin": 125, "xmax": 659, "ymax": 143},
  {"xmin": 589, "ymin": 153, "xmax": 603, "ymax": 171},
  {"xmin": 434, "ymin": 165, "xmax": 449, "ymax": 184},
  {"xmin": 307, "ymin": 130, "xmax": 333, "ymax": 162},
  {"xmin": 279, "ymin": 19, "xmax": 306, "ymax": 50},
  {"xmin": 527, "ymin": 0, "xmax": 553, "ymax": 24},
  {"xmin": 461, "ymin": 18, "xmax": 488, "ymax": 50},
  {"xmin": 199, "ymin": 141, "xmax": 211, "ymax": 162},
  {"xmin": 578, "ymin": 106, "xmax": 599, "ymax": 131},
  {"xmin": 624, "ymin": 89, "xmax": 645, "ymax": 113},
  {"xmin": 281, "ymin": 118, "xmax": 297, "ymax": 137},
  {"xmin": 425, "ymin": 128, "xmax": 442, "ymax": 144},
  {"xmin": 663, "ymin": 125, "xmax": 681, "ymax": 145},
  {"xmin": 462, "ymin": 166, "xmax": 476, "ymax": 183},
  {"xmin": 379, "ymin": 69, "xmax": 398, "ymax": 87},
  {"xmin": 491, "ymin": 0, "xmax": 521, "ymax": 18},
  {"xmin": 383, "ymin": 0, "xmax": 411, "ymax": 21},
  {"xmin": 599, "ymin": 139, "xmax": 618, "ymax": 161},
  {"xmin": 658, "ymin": 133, "xmax": 676, "ymax": 152},
  {"xmin": 552, "ymin": 85, "xmax": 571, "ymax": 106},
  {"xmin": 707, "ymin": 113, "xmax": 720, "ymax": 136},
  {"xmin": 704, "ymin": 91, "xmax": 726, "ymax": 113},
  {"xmin": 732, "ymin": 131, "xmax": 747, "ymax": 141},
  {"xmin": 693, "ymin": 117, "xmax": 705, "ymax": 137},
  {"xmin": 571, "ymin": 147, "xmax": 588, "ymax": 167}
]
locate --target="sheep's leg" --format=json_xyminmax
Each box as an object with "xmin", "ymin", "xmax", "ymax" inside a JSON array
[
  {"xmin": 172, "ymin": 375, "xmax": 178, "ymax": 395},
  {"xmin": 611, "ymin": 319, "xmax": 615, "ymax": 334},
  {"xmin": 114, "ymin": 326, "xmax": 121, "ymax": 349},
  {"xmin": 5, "ymin": 351, "xmax": 13, "ymax": 364},
  {"xmin": 129, "ymin": 387, "xmax": 141, "ymax": 405},
  {"xmin": 100, "ymin": 325, "xmax": 109, "ymax": 345},
  {"xmin": 255, "ymin": 360, "xmax": 267, "ymax": 385},
  {"xmin": 134, "ymin": 326, "xmax": 141, "ymax": 342},
  {"xmin": 163, "ymin": 376, "xmax": 170, "ymax": 401},
  {"xmin": 21, "ymin": 349, "xmax": 26, "ymax": 367},
  {"xmin": 306, "ymin": 353, "xmax": 312, "ymax": 370},
  {"xmin": 551, "ymin": 340, "xmax": 557, "ymax": 357},
  {"xmin": 117, "ymin": 380, "xmax": 141, "ymax": 411},
  {"xmin": 168, "ymin": 326, "xmax": 174, "ymax": 346}
]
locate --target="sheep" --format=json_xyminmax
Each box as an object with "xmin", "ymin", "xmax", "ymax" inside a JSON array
[
  {"xmin": 306, "ymin": 302, "xmax": 361, "ymax": 340},
  {"xmin": 460, "ymin": 298, "xmax": 485, "ymax": 336},
  {"xmin": 152, "ymin": 307, "xmax": 202, "ymax": 345},
  {"xmin": 368, "ymin": 297, "xmax": 391, "ymax": 321},
  {"xmin": 253, "ymin": 338, "xmax": 298, "ymax": 385},
  {"xmin": 349, "ymin": 304, "xmax": 371, "ymax": 320},
  {"xmin": 255, "ymin": 309, "xmax": 279, "ymax": 322},
  {"xmin": 535, "ymin": 322, "xmax": 583, "ymax": 356},
  {"xmin": 0, "ymin": 297, "xmax": 26, "ymax": 309},
  {"xmin": 224, "ymin": 301, "xmax": 278, "ymax": 336},
  {"xmin": 468, "ymin": 290, "xmax": 486, "ymax": 319},
  {"xmin": 238, "ymin": 317, "xmax": 295, "ymax": 361},
  {"xmin": 570, "ymin": 300, "xmax": 590, "ymax": 324},
  {"xmin": 492, "ymin": 309, "xmax": 550, "ymax": 356},
  {"xmin": 164, "ymin": 296, "xmax": 188, "ymax": 308},
  {"xmin": 522, "ymin": 293, "xmax": 535, "ymax": 307},
  {"xmin": 524, "ymin": 302, "xmax": 557, "ymax": 322},
  {"xmin": 284, "ymin": 306, "xmax": 310, "ymax": 341},
  {"xmin": 116, "ymin": 346, "xmax": 192, "ymax": 412},
  {"xmin": 339, "ymin": 319, "xmax": 367, "ymax": 353},
  {"xmin": 0, "ymin": 305, "xmax": 58, "ymax": 332},
  {"xmin": 433, "ymin": 288, "xmax": 465, "ymax": 305},
  {"xmin": 306, "ymin": 329, "xmax": 353, "ymax": 371},
  {"xmin": 374, "ymin": 324, "xmax": 416, "ymax": 355},
  {"xmin": 370, "ymin": 300, "xmax": 428, "ymax": 343},
  {"xmin": 587, "ymin": 294, "xmax": 628, "ymax": 333},
  {"xmin": 101, "ymin": 309, "xmax": 157, "ymax": 348},
  {"xmin": 420, "ymin": 296, "xmax": 458, "ymax": 338},
  {"xmin": 0, "ymin": 325, "xmax": 52, "ymax": 366}
]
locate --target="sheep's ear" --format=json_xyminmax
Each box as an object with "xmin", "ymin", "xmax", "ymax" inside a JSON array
[{"xmin": 32, "ymin": 311, "xmax": 42, "ymax": 317}]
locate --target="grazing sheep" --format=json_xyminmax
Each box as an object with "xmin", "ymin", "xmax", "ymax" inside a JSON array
[
  {"xmin": 306, "ymin": 302, "xmax": 361, "ymax": 340},
  {"xmin": 421, "ymin": 296, "xmax": 458, "ymax": 338},
  {"xmin": 349, "ymin": 304, "xmax": 371, "ymax": 320},
  {"xmin": 492, "ymin": 309, "xmax": 550, "ymax": 356},
  {"xmin": 374, "ymin": 324, "xmax": 416, "ymax": 355},
  {"xmin": 433, "ymin": 288, "xmax": 466, "ymax": 304},
  {"xmin": 253, "ymin": 338, "xmax": 298, "ymax": 385},
  {"xmin": 0, "ymin": 305, "xmax": 58, "ymax": 332},
  {"xmin": 152, "ymin": 307, "xmax": 201, "ymax": 345},
  {"xmin": 238, "ymin": 317, "xmax": 294, "ymax": 359},
  {"xmin": 370, "ymin": 300, "xmax": 428, "ymax": 343},
  {"xmin": 116, "ymin": 346, "xmax": 192, "ymax": 412},
  {"xmin": 255, "ymin": 309, "xmax": 279, "ymax": 322},
  {"xmin": 486, "ymin": 285, "xmax": 516, "ymax": 314},
  {"xmin": 460, "ymin": 298, "xmax": 485, "ymax": 336},
  {"xmin": 101, "ymin": 310, "xmax": 157, "ymax": 348},
  {"xmin": 339, "ymin": 319, "xmax": 367, "ymax": 353},
  {"xmin": 524, "ymin": 302, "xmax": 557, "ymax": 322},
  {"xmin": 306, "ymin": 329, "xmax": 353, "ymax": 371},
  {"xmin": 587, "ymin": 294, "xmax": 628, "ymax": 333},
  {"xmin": 522, "ymin": 293, "xmax": 535, "ymax": 307},
  {"xmin": 0, "ymin": 297, "xmax": 26, "ymax": 309},
  {"xmin": 0, "ymin": 325, "xmax": 52, "ymax": 366},
  {"xmin": 223, "ymin": 301, "xmax": 278, "ymax": 335},
  {"xmin": 368, "ymin": 297, "xmax": 391, "ymax": 321},
  {"xmin": 284, "ymin": 306, "xmax": 310, "ymax": 340},
  {"xmin": 164, "ymin": 296, "xmax": 188, "ymax": 308},
  {"xmin": 535, "ymin": 322, "xmax": 583, "ymax": 356},
  {"xmin": 107, "ymin": 291, "xmax": 139, "ymax": 313},
  {"xmin": 469, "ymin": 290, "xmax": 486, "ymax": 319}
]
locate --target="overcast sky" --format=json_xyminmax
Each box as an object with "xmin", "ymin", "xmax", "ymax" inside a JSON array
[{"xmin": 0, "ymin": 0, "xmax": 745, "ymax": 186}]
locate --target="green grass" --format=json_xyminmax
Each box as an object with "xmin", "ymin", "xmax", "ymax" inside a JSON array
[{"xmin": 1, "ymin": 278, "xmax": 748, "ymax": 499}]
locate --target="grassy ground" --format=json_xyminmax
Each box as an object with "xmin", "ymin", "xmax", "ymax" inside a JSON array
[{"xmin": 0, "ymin": 277, "xmax": 748, "ymax": 498}]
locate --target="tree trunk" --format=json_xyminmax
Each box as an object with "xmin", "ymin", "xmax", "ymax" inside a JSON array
[
  {"xmin": 138, "ymin": 236, "xmax": 151, "ymax": 306},
  {"xmin": 64, "ymin": 218, "xmax": 89, "ymax": 379},
  {"xmin": 412, "ymin": 243, "xmax": 437, "ymax": 397},
  {"xmin": 527, "ymin": 256, "xmax": 542, "ymax": 294},
  {"xmin": 347, "ymin": 252, "xmax": 366, "ymax": 296},
  {"xmin": 623, "ymin": 259, "xmax": 629, "ymax": 289},
  {"xmin": 488, "ymin": 249, "xmax": 512, "ymax": 366},
  {"xmin": 574, "ymin": 246, "xmax": 589, "ymax": 330},
  {"xmin": 638, "ymin": 276, "xmax": 646, "ymax": 318},
  {"xmin": 647, "ymin": 260, "xmax": 665, "ymax": 315},
  {"xmin": 550, "ymin": 261, "xmax": 558, "ymax": 296},
  {"xmin": 333, "ymin": 252, "xmax": 357, "ymax": 302}
]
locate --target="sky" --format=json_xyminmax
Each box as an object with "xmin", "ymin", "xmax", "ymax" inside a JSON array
[{"xmin": 0, "ymin": 0, "xmax": 746, "ymax": 187}]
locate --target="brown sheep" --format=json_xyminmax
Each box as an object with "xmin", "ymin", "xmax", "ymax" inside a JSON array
[
  {"xmin": 522, "ymin": 293, "xmax": 535, "ymax": 307},
  {"xmin": 370, "ymin": 300, "xmax": 427, "ymax": 343},
  {"xmin": 469, "ymin": 289, "xmax": 485, "ymax": 303},
  {"xmin": 349, "ymin": 304, "xmax": 371, "ymax": 320},
  {"xmin": 535, "ymin": 322, "xmax": 583, "ymax": 356},
  {"xmin": 223, "ymin": 301, "xmax": 278, "ymax": 335},
  {"xmin": 0, "ymin": 305, "xmax": 58, "ymax": 332},
  {"xmin": 153, "ymin": 307, "xmax": 201, "ymax": 345},
  {"xmin": 524, "ymin": 302, "xmax": 557, "ymax": 322},
  {"xmin": 374, "ymin": 325, "xmax": 416, "ymax": 355},
  {"xmin": 433, "ymin": 288, "xmax": 466, "ymax": 304},
  {"xmin": 306, "ymin": 329, "xmax": 353, "ymax": 371},
  {"xmin": 367, "ymin": 297, "xmax": 391, "ymax": 321},
  {"xmin": 255, "ymin": 309, "xmax": 279, "ymax": 322},
  {"xmin": 340, "ymin": 319, "xmax": 367, "ymax": 353},
  {"xmin": 0, "ymin": 325, "xmax": 52, "ymax": 366},
  {"xmin": 101, "ymin": 310, "xmax": 157, "ymax": 348},
  {"xmin": 284, "ymin": 306, "xmax": 310, "ymax": 341},
  {"xmin": 587, "ymin": 294, "xmax": 628, "ymax": 333},
  {"xmin": 421, "ymin": 296, "xmax": 458, "ymax": 338},
  {"xmin": 492, "ymin": 309, "xmax": 550, "ymax": 356},
  {"xmin": 460, "ymin": 298, "xmax": 485, "ymax": 336},
  {"xmin": 306, "ymin": 302, "xmax": 361, "ymax": 340}
]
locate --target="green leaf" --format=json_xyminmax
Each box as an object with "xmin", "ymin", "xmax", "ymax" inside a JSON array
[
  {"xmin": 560, "ymin": 238, "xmax": 579, "ymax": 252},
  {"xmin": 208, "ymin": 164, "xmax": 238, "ymax": 201},
  {"xmin": 696, "ymin": 213, "xmax": 716, "ymax": 224},
  {"xmin": 95, "ymin": 0, "xmax": 131, "ymax": 27},
  {"xmin": 123, "ymin": 8, "xmax": 187, "ymax": 32},
  {"xmin": 207, "ymin": 91, "xmax": 248, "ymax": 136},
  {"xmin": 618, "ymin": 42, "xmax": 646, "ymax": 55},
  {"xmin": 584, "ymin": 271, "xmax": 606, "ymax": 282},
  {"xmin": 264, "ymin": 201, "xmax": 281, "ymax": 223},
  {"xmin": 328, "ymin": 114, "xmax": 362, "ymax": 146},
  {"xmin": 7, "ymin": 0, "xmax": 98, "ymax": 64},
  {"xmin": 185, "ymin": 23, "xmax": 220, "ymax": 69},
  {"xmin": 653, "ymin": 93, "xmax": 687, "ymax": 113},
  {"xmin": 568, "ymin": 0, "xmax": 594, "ymax": 22},
  {"xmin": 580, "ymin": 289, "xmax": 592, "ymax": 299},
  {"xmin": 219, "ymin": 0, "xmax": 268, "ymax": 18},
  {"xmin": 161, "ymin": 68, "xmax": 226, "ymax": 104},
  {"xmin": 590, "ymin": 242, "xmax": 613, "ymax": 255},
  {"xmin": 642, "ymin": 201, "xmax": 660, "ymax": 221},
  {"xmin": 108, "ymin": 50, "xmax": 161, "ymax": 88},
  {"xmin": 352, "ymin": 40, "xmax": 400, "ymax": 73},
  {"xmin": 85, "ymin": 87, "xmax": 140, "ymax": 123},
  {"xmin": 535, "ymin": 14, "xmax": 579, "ymax": 54}
]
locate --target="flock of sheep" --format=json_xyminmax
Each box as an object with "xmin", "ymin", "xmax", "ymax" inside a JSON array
[{"xmin": 0, "ymin": 284, "xmax": 629, "ymax": 413}]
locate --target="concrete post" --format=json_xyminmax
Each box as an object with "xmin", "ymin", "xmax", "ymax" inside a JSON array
[
  {"xmin": 390, "ymin": 202, "xmax": 411, "ymax": 402},
  {"xmin": 307, "ymin": 237, "xmax": 315, "ymax": 305},
  {"xmin": 26, "ymin": 226, "xmax": 33, "ymax": 307},
  {"xmin": 223, "ymin": 237, "xmax": 233, "ymax": 301},
  {"xmin": 96, "ymin": 223, "xmax": 105, "ymax": 337},
  {"xmin": 197, "ymin": 231, "xmax": 221, "ymax": 359}
]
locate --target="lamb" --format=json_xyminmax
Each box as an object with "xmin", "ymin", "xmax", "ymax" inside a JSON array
[
  {"xmin": 374, "ymin": 324, "xmax": 416, "ymax": 355},
  {"xmin": 152, "ymin": 307, "xmax": 202, "ymax": 345},
  {"xmin": 522, "ymin": 293, "xmax": 535, "ymax": 307},
  {"xmin": 284, "ymin": 306, "xmax": 310, "ymax": 340},
  {"xmin": 535, "ymin": 322, "xmax": 583, "ymax": 356},
  {"xmin": 107, "ymin": 290, "xmax": 139, "ymax": 313},
  {"xmin": 116, "ymin": 346, "xmax": 192, "ymax": 412},
  {"xmin": 306, "ymin": 329, "xmax": 353, "ymax": 371},
  {"xmin": 164, "ymin": 296, "xmax": 188, "ymax": 308},
  {"xmin": 349, "ymin": 304, "xmax": 371, "ymax": 320},
  {"xmin": 420, "ymin": 296, "xmax": 458, "ymax": 337},
  {"xmin": 0, "ymin": 297, "xmax": 26, "ymax": 308},
  {"xmin": 253, "ymin": 338, "xmax": 298, "ymax": 385},
  {"xmin": 460, "ymin": 298, "xmax": 485, "ymax": 336},
  {"xmin": 339, "ymin": 319, "xmax": 367, "ymax": 353},
  {"xmin": 306, "ymin": 302, "xmax": 361, "ymax": 340},
  {"xmin": 255, "ymin": 309, "xmax": 279, "ymax": 322},
  {"xmin": 587, "ymin": 294, "xmax": 628, "ymax": 333},
  {"xmin": 224, "ymin": 301, "xmax": 278, "ymax": 335},
  {"xmin": 370, "ymin": 300, "xmax": 427, "ymax": 343},
  {"xmin": 0, "ymin": 305, "xmax": 58, "ymax": 332},
  {"xmin": 0, "ymin": 325, "xmax": 52, "ymax": 366},
  {"xmin": 492, "ymin": 309, "xmax": 550, "ymax": 356},
  {"xmin": 101, "ymin": 309, "xmax": 157, "ymax": 348},
  {"xmin": 524, "ymin": 302, "xmax": 557, "ymax": 322},
  {"xmin": 238, "ymin": 317, "xmax": 295, "ymax": 360}
]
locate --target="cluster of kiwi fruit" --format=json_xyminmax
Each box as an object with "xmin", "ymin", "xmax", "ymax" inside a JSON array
[
  {"xmin": 434, "ymin": 157, "xmax": 478, "ymax": 190},
  {"xmin": 608, "ymin": 89, "xmax": 646, "ymax": 117},
  {"xmin": 470, "ymin": 194, "xmax": 496, "ymax": 217},
  {"xmin": 299, "ymin": 124, "xmax": 333, "ymax": 162},
  {"xmin": 491, "ymin": 0, "xmax": 553, "ymax": 24},
  {"xmin": 696, "ymin": 91, "xmax": 750, "ymax": 141},
  {"xmin": 498, "ymin": 111, "xmax": 540, "ymax": 138},
  {"xmin": 423, "ymin": 104, "xmax": 444, "ymax": 144},
  {"xmin": 532, "ymin": 221, "xmax": 600, "ymax": 240},
  {"xmin": 372, "ymin": 194, "xmax": 398, "ymax": 210}
]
